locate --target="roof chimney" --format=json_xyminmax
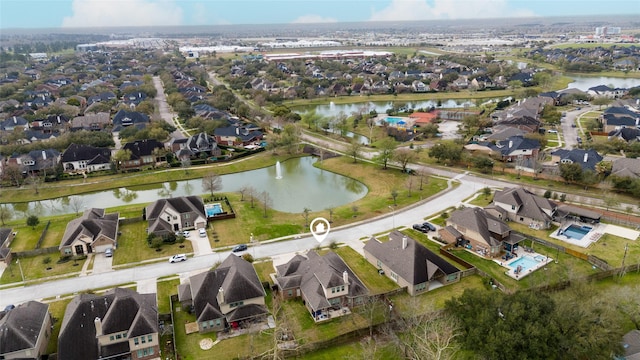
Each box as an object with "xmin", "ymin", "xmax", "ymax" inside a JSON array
[
  {"xmin": 94, "ymin": 317, "xmax": 103, "ymax": 337},
  {"xmin": 402, "ymin": 236, "xmax": 408, "ymax": 249},
  {"xmin": 583, "ymin": 153, "xmax": 588, "ymax": 163},
  {"xmin": 217, "ymin": 287, "xmax": 225, "ymax": 304},
  {"xmin": 342, "ymin": 270, "xmax": 349, "ymax": 284}
]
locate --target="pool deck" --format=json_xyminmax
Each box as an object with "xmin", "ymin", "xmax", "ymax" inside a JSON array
[
  {"xmin": 550, "ymin": 222, "xmax": 607, "ymax": 248},
  {"xmin": 493, "ymin": 248, "xmax": 553, "ymax": 280}
]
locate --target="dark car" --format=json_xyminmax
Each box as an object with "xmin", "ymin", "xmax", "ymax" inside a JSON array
[
  {"xmin": 422, "ymin": 222, "xmax": 436, "ymax": 231},
  {"xmin": 232, "ymin": 244, "xmax": 248, "ymax": 252},
  {"xmin": 412, "ymin": 224, "xmax": 429, "ymax": 233}
]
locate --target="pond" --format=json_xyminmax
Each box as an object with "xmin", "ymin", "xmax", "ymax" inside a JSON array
[
  {"xmin": 566, "ymin": 75, "xmax": 640, "ymax": 91},
  {"xmin": 6, "ymin": 157, "xmax": 367, "ymax": 218},
  {"xmin": 294, "ymin": 99, "xmax": 477, "ymax": 118}
]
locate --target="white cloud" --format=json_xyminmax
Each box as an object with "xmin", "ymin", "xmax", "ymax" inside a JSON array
[
  {"xmin": 369, "ymin": 0, "xmax": 536, "ymax": 22},
  {"xmin": 291, "ymin": 15, "xmax": 338, "ymax": 24},
  {"xmin": 62, "ymin": 0, "xmax": 183, "ymax": 28}
]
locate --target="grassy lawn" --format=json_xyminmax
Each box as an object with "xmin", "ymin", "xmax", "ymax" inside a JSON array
[
  {"xmin": 391, "ymin": 274, "xmax": 486, "ymax": 315},
  {"xmin": 333, "ymin": 246, "xmax": 399, "ymax": 295},
  {"xmin": 0, "ymin": 254, "xmax": 84, "ymax": 285},
  {"xmin": 303, "ymin": 339, "xmax": 401, "ymax": 360},
  {"xmin": 284, "ymin": 300, "xmax": 369, "ymax": 344},
  {"xmin": 157, "ymin": 278, "xmax": 180, "ymax": 314},
  {"xmin": 45, "ymin": 298, "xmax": 72, "ymax": 355},
  {"xmin": 253, "ymin": 260, "xmax": 275, "ymax": 285},
  {"xmin": 113, "ymin": 221, "xmax": 193, "ymax": 265}
]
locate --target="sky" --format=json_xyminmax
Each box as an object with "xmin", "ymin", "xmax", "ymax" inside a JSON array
[{"xmin": 0, "ymin": 0, "xmax": 639, "ymax": 29}]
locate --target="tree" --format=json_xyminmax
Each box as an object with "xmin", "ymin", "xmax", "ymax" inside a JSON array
[
  {"xmin": 246, "ymin": 186, "xmax": 258, "ymax": 208},
  {"xmin": 239, "ymin": 186, "xmax": 249, "ymax": 201},
  {"xmin": 482, "ymin": 186, "xmax": 492, "ymax": 199},
  {"xmin": 202, "ymin": 172, "xmax": 222, "ymax": 197},
  {"xmin": 346, "ymin": 139, "xmax": 364, "ymax": 163},
  {"xmin": 471, "ymin": 156, "xmax": 494, "ymax": 174},
  {"xmin": 302, "ymin": 207, "xmax": 311, "ymax": 227},
  {"xmin": 558, "ymin": 163, "xmax": 583, "ymax": 184},
  {"xmin": 26, "ymin": 215, "xmax": 39, "ymax": 229},
  {"xmin": 3, "ymin": 163, "xmax": 23, "ymax": 187},
  {"xmin": 69, "ymin": 197, "xmax": 84, "ymax": 216},
  {"xmin": 591, "ymin": 97, "xmax": 612, "ymax": 110},
  {"xmin": 260, "ymin": 191, "xmax": 272, "ymax": 218},
  {"xmin": 405, "ymin": 177, "xmax": 414, "ymax": 197},
  {"xmin": 26, "ymin": 175, "xmax": 42, "ymax": 194},
  {"xmin": 394, "ymin": 148, "xmax": 416, "ymax": 172},
  {"xmin": 0, "ymin": 205, "xmax": 12, "ymax": 226},
  {"xmin": 374, "ymin": 138, "xmax": 396, "ymax": 169},
  {"xmin": 417, "ymin": 169, "xmax": 429, "ymax": 190},
  {"xmin": 429, "ymin": 142, "xmax": 462, "ymax": 165},
  {"xmin": 390, "ymin": 189, "xmax": 399, "ymax": 206},
  {"xmin": 366, "ymin": 117, "xmax": 377, "ymax": 142},
  {"xmin": 112, "ymin": 149, "xmax": 132, "ymax": 173}
]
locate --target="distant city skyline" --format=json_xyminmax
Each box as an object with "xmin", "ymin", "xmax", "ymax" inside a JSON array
[{"xmin": 1, "ymin": 0, "xmax": 639, "ymax": 29}]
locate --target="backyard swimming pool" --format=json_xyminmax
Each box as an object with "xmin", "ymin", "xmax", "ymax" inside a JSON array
[
  {"xmin": 563, "ymin": 224, "xmax": 592, "ymax": 240},
  {"xmin": 385, "ymin": 117, "xmax": 405, "ymax": 125},
  {"xmin": 508, "ymin": 255, "xmax": 545, "ymax": 274},
  {"xmin": 205, "ymin": 203, "xmax": 223, "ymax": 217}
]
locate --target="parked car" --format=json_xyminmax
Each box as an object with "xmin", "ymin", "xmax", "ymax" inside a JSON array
[
  {"xmin": 232, "ymin": 244, "xmax": 248, "ymax": 252},
  {"xmin": 422, "ymin": 222, "xmax": 437, "ymax": 231},
  {"xmin": 199, "ymin": 228, "xmax": 207, "ymax": 237},
  {"xmin": 571, "ymin": 123, "xmax": 576, "ymax": 128},
  {"xmin": 176, "ymin": 230, "xmax": 190, "ymax": 238},
  {"xmin": 412, "ymin": 224, "xmax": 429, "ymax": 233},
  {"xmin": 547, "ymin": 129, "xmax": 558, "ymax": 134},
  {"xmin": 105, "ymin": 248, "xmax": 113, "ymax": 257},
  {"xmin": 169, "ymin": 254, "xmax": 187, "ymax": 263}
]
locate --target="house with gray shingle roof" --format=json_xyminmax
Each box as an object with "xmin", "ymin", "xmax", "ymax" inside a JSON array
[
  {"xmin": 440, "ymin": 207, "xmax": 518, "ymax": 258},
  {"xmin": 274, "ymin": 250, "xmax": 368, "ymax": 321},
  {"xmin": 145, "ymin": 196, "xmax": 206, "ymax": 237},
  {"xmin": 488, "ymin": 187, "xmax": 556, "ymax": 229},
  {"xmin": 0, "ymin": 300, "xmax": 52, "ymax": 360},
  {"xmin": 551, "ymin": 148, "xmax": 603, "ymax": 171},
  {"xmin": 59, "ymin": 208, "xmax": 119, "ymax": 256},
  {"xmin": 621, "ymin": 330, "xmax": 640, "ymax": 360},
  {"xmin": 169, "ymin": 132, "xmax": 221, "ymax": 161},
  {"xmin": 611, "ymin": 158, "xmax": 640, "ymax": 179},
  {"xmin": 61, "ymin": 143, "xmax": 112, "ymax": 173},
  {"xmin": 178, "ymin": 254, "xmax": 267, "ymax": 333},
  {"xmin": 58, "ymin": 288, "xmax": 158, "ymax": 360},
  {"xmin": 363, "ymin": 231, "xmax": 459, "ymax": 296}
]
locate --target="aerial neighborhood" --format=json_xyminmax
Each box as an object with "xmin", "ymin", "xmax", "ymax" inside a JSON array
[{"xmin": 1, "ymin": 17, "xmax": 640, "ymax": 360}]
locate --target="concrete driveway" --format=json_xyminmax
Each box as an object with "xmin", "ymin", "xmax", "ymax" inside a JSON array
[
  {"xmin": 92, "ymin": 252, "xmax": 113, "ymax": 274},
  {"xmin": 187, "ymin": 232, "xmax": 212, "ymax": 256}
]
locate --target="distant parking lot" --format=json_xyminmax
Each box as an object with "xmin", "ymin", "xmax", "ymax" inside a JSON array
[{"xmin": 438, "ymin": 120, "xmax": 462, "ymax": 140}]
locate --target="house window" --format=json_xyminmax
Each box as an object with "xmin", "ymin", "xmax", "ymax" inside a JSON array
[
  {"xmin": 216, "ymin": 319, "xmax": 221, "ymax": 326},
  {"xmin": 141, "ymin": 336, "xmax": 146, "ymax": 344},
  {"xmin": 116, "ymin": 334, "xmax": 122, "ymax": 339},
  {"xmin": 148, "ymin": 335, "xmax": 152, "ymax": 342},
  {"xmin": 64, "ymin": 248, "xmax": 72, "ymax": 255},
  {"xmin": 110, "ymin": 335, "xmax": 115, "ymax": 341},
  {"xmin": 377, "ymin": 260, "xmax": 382, "ymax": 268},
  {"xmin": 166, "ymin": 216, "xmax": 171, "ymax": 222},
  {"xmin": 416, "ymin": 283, "xmax": 427, "ymax": 291},
  {"xmin": 390, "ymin": 272, "xmax": 398, "ymax": 282},
  {"xmin": 341, "ymin": 285, "xmax": 345, "ymax": 292},
  {"xmin": 229, "ymin": 301, "xmax": 244, "ymax": 308},
  {"xmin": 134, "ymin": 338, "xmax": 139, "ymax": 345},
  {"xmin": 209, "ymin": 320, "xmax": 214, "ymax": 327},
  {"xmin": 331, "ymin": 287, "xmax": 335, "ymax": 293},
  {"xmin": 287, "ymin": 289, "xmax": 293, "ymax": 297},
  {"xmin": 202, "ymin": 322, "xmax": 207, "ymax": 329},
  {"xmin": 511, "ymin": 205, "xmax": 516, "ymax": 210}
]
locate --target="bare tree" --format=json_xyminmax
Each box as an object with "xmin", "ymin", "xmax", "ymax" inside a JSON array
[
  {"xmin": 260, "ymin": 191, "xmax": 272, "ymax": 218},
  {"xmin": 0, "ymin": 204, "xmax": 12, "ymax": 226},
  {"xmin": 394, "ymin": 148, "xmax": 417, "ymax": 173},
  {"xmin": 417, "ymin": 169, "xmax": 429, "ymax": 191},
  {"xmin": 3, "ymin": 163, "xmax": 23, "ymax": 187},
  {"xmin": 302, "ymin": 207, "xmax": 311, "ymax": 227},
  {"xmin": 366, "ymin": 117, "xmax": 377, "ymax": 143},
  {"xmin": 180, "ymin": 158, "xmax": 191, "ymax": 174},
  {"xmin": 70, "ymin": 197, "xmax": 84, "ymax": 216},
  {"xmin": 26, "ymin": 175, "xmax": 42, "ymax": 195},
  {"xmin": 246, "ymin": 186, "xmax": 257, "ymax": 208},
  {"xmin": 405, "ymin": 177, "xmax": 414, "ymax": 197},
  {"xmin": 202, "ymin": 172, "xmax": 222, "ymax": 197},
  {"xmin": 326, "ymin": 207, "xmax": 334, "ymax": 223},
  {"xmin": 239, "ymin": 186, "xmax": 249, "ymax": 201}
]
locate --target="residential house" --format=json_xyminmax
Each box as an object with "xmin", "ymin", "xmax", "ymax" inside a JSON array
[
  {"xmin": 120, "ymin": 139, "xmax": 165, "ymax": 170},
  {"xmin": 58, "ymin": 288, "xmax": 159, "ymax": 360},
  {"xmin": 29, "ymin": 114, "xmax": 70, "ymax": 134},
  {"xmin": 214, "ymin": 124, "xmax": 263, "ymax": 147},
  {"xmin": 411, "ymin": 80, "xmax": 428, "ymax": 92},
  {"xmin": 489, "ymin": 135, "xmax": 540, "ymax": 163},
  {"xmin": 145, "ymin": 196, "xmax": 207, "ymax": 237},
  {"xmin": 87, "ymin": 92, "xmax": 117, "ymax": 105},
  {"xmin": 274, "ymin": 250, "xmax": 368, "ymax": 321},
  {"xmin": 408, "ymin": 111, "xmax": 438, "ymax": 126},
  {"xmin": 363, "ymin": 231, "xmax": 460, "ymax": 296},
  {"xmin": 611, "ymin": 158, "xmax": 640, "ymax": 179},
  {"xmin": 71, "ymin": 112, "xmax": 110, "ymax": 131},
  {"xmin": 551, "ymin": 148, "xmax": 603, "ymax": 172},
  {"xmin": 112, "ymin": 110, "xmax": 150, "ymax": 132},
  {"xmin": 7, "ymin": 149, "xmax": 60, "ymax": 176},
  {"xmin": 440, "ymin": 207, "xmax": 518, "ymax": 258},
  {"xmin": 587, "ymin": 85, "xmax": 627, "ymax": 98},
  {"xmin": 0, "ymin": 227, "xmax": 15, "ymax": 265},
  {"xmin": 59, "ymin": 208, "xmax": 119, "ymax": 256},
  {"xmin": 1, "ymin": 116, "xmax": 29, "ymax": 132},
  {"xmin": 608, "ymin": 127, "xmax": 640, "ymax": 143},
  {"xmin": 482, "ymin": 127, "xmax": 526, "ymax": 142},
  {"xmin": 602, "ymin": 107, "xmax": 639, "ymax": 132},
  {"xmin": 487, "ymin": 187, "xmax": 556, "ymax": 229},
  {"xmin": 177, "ymin": 254, "xmax": 268, "ymax": 333},
  {"xmin": 122, "ymin": 91, "xmax": 147, "ymax": 106},
  {"xmin": 169, "ymin": 132, "xmax": 221, "ymax": 161},
  {"xmin": 61, "ymin": 143, "xmax": 112, "ymax": 173},
  {"xmin": 621, "ymin": 330, "xmax": 640, "ymax": 360},
  {"xmin": 0, "ymin": 301, "xmax": 52, "ymax": 359}
]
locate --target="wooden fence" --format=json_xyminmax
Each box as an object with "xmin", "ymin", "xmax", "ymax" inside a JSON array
[
  {"xmin": 13, "ymin": 246, "xmax": 58, "ymax": 258},
  {"xmin": 35, "ymin": 220, "xmax": 50, "ymax": 249}
]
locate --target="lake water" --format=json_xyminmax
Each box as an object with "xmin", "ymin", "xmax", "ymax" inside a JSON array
[
  {"xmin": 6, "ymin": 157, "xmax": 367, "ymax": 217},
  {"xmin": 566, "ymin": 75, "xmax": 640, "ymax": 91},
  {"xmin": 295, "ymin": 99, "xmax": 477, "ymax": 118}
]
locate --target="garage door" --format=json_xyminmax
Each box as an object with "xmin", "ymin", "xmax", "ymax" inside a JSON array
[{"xmin": 94, "ymin": 244, "xmax": 113, "ymax": 253}]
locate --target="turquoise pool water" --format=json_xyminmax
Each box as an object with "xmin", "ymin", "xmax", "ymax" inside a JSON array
[
  {"xmin": 385, "ymin": 117, "xmax": 404, "ymax": 125},
  {"xmin": 508, "ymin": 255, "xmax": 540, "ymax": 274},
  {"xmin": 563, "ymin": 224, "xmax": 592, "ymax": 240},
  {"xmin": 205, "ymin": 203, "xmax": 223, "ymax": 216}
]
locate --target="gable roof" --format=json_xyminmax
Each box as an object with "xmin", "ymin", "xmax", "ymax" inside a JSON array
[
  {"xmin": 58, "ymin": 288, "xmax": 157, "ymax": 360},
  {"xmin": 59, "ymin": 208, "xmax": 119, "ymax": 248},
  {"xmin": 485, "ymin": 135, "xmax": 540, "ymax": 156},
  {"xmin": 449, "ymin": 207, "xmax": 510, "ymax": 247},
  {"xmin": 364, "ymin": 231, "xmax": 458, "ymax": 286},
  {"xmin": 611, "ymin": 158, "xmax": 640, "ymax": 179},
  {"xmin": 122, "ymin": 139, "xmax": 164, "ymax": 159},
  {"xmin": 492, "ymin": 187, "xmax": 556, "ymax": 222},
  {"xmin": 112, "ymin": 109, "xmax": 149, "ymax": 132},
  {"xmin": 187, "ymin": 254, "xmax": 266, "ymax": 323},
  {"xmin": 0, "ymin": 301, "xmax": 49, "ymax": 355},
  {"xmin": 275, "ymin": 250, "xmax": 368, "ymax": 311},
  {"xmin": 145, "ymin": 196, "xmax": 205, "ymax": 234}
]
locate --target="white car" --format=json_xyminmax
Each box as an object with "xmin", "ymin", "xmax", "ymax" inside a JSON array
[
  {"xmin": 168, "ymin": 254, "xmax": 187, "ymax": 263},
  {"xmin": 176, "ymin": 230, "xmax": 190, "ymax": 238}
]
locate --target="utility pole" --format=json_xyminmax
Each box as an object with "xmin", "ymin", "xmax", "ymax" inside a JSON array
[
  {"xmin": 620, "ymin": 244, "xmax": 629, "ymax": 279},
  {"xmin": 16, "ymin": 258, "xmax": 25, "ymax": 285}
]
